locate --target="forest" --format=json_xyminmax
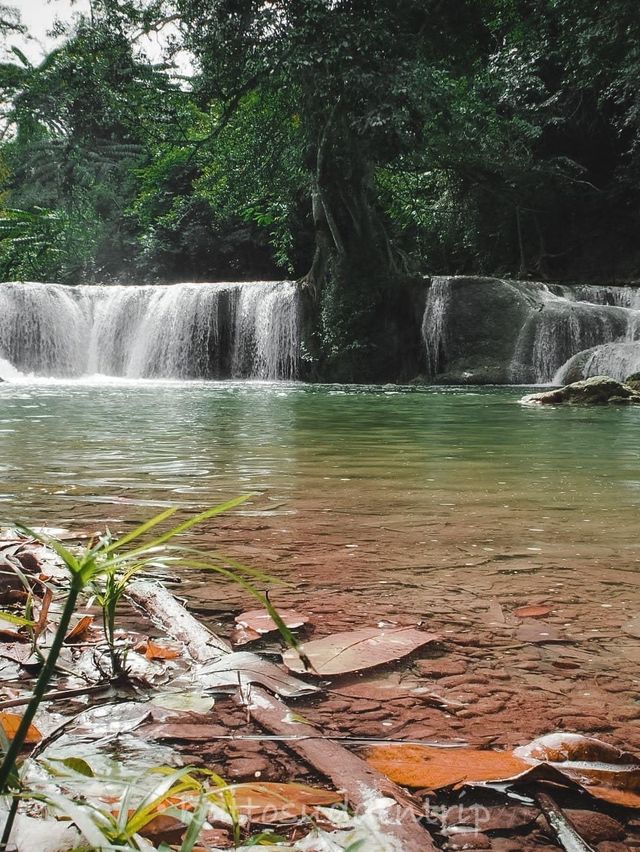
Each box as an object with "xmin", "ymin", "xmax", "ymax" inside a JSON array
[{"xmin": 1, "ymin": 0, "xmax": 640, "ymax": 378}]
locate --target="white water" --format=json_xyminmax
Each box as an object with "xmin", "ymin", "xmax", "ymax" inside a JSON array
[
  {"xmin": 510, "ymin": 287, "xmax": 635, "ymax": 382},
  {"xmin": 420, "ymin": 278, "xmax": 640, "ymax": 383},
  {"xmin": 421, "ymin": 277, "xmax": 452, "ymax": 378},
  {"xmin": 0, "ymin": 281, "xmax": 300, "ymax": 380}
]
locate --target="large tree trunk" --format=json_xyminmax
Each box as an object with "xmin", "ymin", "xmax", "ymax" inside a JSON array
[{"xmin": 300, "ymin": 113, "xmax": 421, "ymax": 382}]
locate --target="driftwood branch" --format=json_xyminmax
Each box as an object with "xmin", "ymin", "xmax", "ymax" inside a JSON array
[{"xmin": 127, "ymin": 580, "xmax": 435, "ymax": 851}]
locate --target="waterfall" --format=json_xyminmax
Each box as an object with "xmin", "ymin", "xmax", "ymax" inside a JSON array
[
  {"xmin": 419, "ymin": 277, "xmax": 640, "ymax": 384},
  {"xmin": 510, "ymin": 293, "xmax": 632, "ymax": 383},
  {"xmin": 422, "ymin": 277, "xmax": 452, "ymax": 378},
  {"xmin": 0, "ymin": 281, "xmax": 301, "ymax": 380}
]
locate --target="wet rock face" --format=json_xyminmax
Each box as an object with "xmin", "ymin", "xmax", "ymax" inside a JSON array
[
  {"xmin": 420, "ymin": 277, "xmax": 640, "ymax": 384},
  {"xmin": 422, "ymin": 276, "xmax": 534, "ymax": 384},
  {"xmin": 556, "ymin": 342, "xmax": 640, "ymax": 384},
  {"xmin": 521, "ymin": 375, "xmax": 640, "ymax": 405}
]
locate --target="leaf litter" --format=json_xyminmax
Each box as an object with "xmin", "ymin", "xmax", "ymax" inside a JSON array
[{"xmin": 5, "ymin": 531, "xmax": 640, "ymax": 850}]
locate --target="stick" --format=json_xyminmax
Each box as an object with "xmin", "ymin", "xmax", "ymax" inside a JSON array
[{"xmin": 128, "ymin": 580, "xmax": 435, "ymax": 851}]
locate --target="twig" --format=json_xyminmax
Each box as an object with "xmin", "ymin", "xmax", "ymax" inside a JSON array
[
  {"xmin": 0, "ymin": 682, "xmax": 112, "ymax": 710},
  {"xmin": 536, "ymin": 790, "xmax": 596, "ymax": 852}
]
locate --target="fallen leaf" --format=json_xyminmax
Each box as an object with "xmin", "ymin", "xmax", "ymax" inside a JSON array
[
  {"xmin": 514, "ymin": 604, "xmax": 552, "ymax": 618},
  {"xmin": 365, "ymin": 744, "xmax": 530, "ymax": 789},
  {"xmin": 0, "ymin": 628, "xmax": 28, "ymax": 642},
  {"xmin": 213, "ymin": 782, "xmax": 342, "ymax": 823},
  {"xmin": 331, "ymin": 671, "xmax": 425, "ymax": 701},
  {"xmin": 197, "ymin": 652, "xmax": 319, "ymax": 698},
  {"xmin": 139, "ymin": 814, "xmax": 185, "ymax": 843},
  {"xmin": 283, "ymin": 626, "xmax": 439, "ymax": 676},
  {"xmin": 231, "ymin": 625, "xmax": 262, "ymax": 646},
  {"xmin": 65, "ymin": 615, "xmax": 94, "ymax": 642},
  {"xmin": 584, "ymin": 786, "xmax": 640, "ymax": 809},
  {"xmin": 34, "ymin": 588, "xmax": 53, "ymax": 638},
  {"xmin": 235, "ymin": 609, "xmax": 309, "ymax": 635},
  {"xmin": 145, "ymin": 640, "xmax": 182, "ymax": 661},
  {"xmin": 444, "ymin": 804, "xmax": 538, "ymax": 832},
  {"xmin": 515, "ymin": 732, "xmax": 640, "ymax": 800},
  {"xmin": 0, "ymin": 711, "xmax": 42, "ymax": 744},
  {"xmin": 149, "ymin": 692, "xmax": 215, "ymax": 713}
]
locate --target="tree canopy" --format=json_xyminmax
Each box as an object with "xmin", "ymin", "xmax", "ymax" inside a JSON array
[{"xmin": 1, "ymin": 0, "xmax": 639, "ymax": 371}]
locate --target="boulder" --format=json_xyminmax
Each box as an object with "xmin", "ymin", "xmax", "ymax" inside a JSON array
[
  {"xmin": 555, "ymin": 341, "xmax": 640, "ymax": 384},
  {"xmin": 521, "ymin": 375, "xmax": 640, "ymax": 405},
  {"xmin": 626, "ymin": 371, "xmax": 640, "ymax": 391}
]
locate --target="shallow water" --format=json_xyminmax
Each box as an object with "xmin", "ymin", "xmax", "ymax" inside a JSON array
[
  {"xmin": 1, "ymin": 379, "xmax": 640, "ymax": 748},
  {"xmin": 0, "ymin": 378, "xmax": 638, "ymax": 529}
]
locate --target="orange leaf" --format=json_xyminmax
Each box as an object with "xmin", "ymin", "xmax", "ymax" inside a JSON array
[
  {"xmin": 0, "ymin": 711, "xmax": 42, "ymax": 745},
  {"xmin": 586, "ymin": 786, "xmax": 640, "ymax": 809},
  {"xmin": 65, "ymin": 615, "xmax": 94, "ymax": 642},
  {"xmin": 366, "ymin": 744, "xmax": 531, "ymax": 789},
  {"xmin": 145, "ymin": 640, "xmax": 181, "ymax": 660},
  {"xmin": 514, "ymin": 604, "xmax": 552, "ymax": 618}
]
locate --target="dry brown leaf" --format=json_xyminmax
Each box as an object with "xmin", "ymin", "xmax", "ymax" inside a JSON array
[
  {"xmin": 138, "ymin": 814, "xmax": 185, "ymax": 843},
  {"xmin": 0, "ymin": 628, "xmax": 28, "ymax": 643},
  {"xmin": 145, "ymin": 640, "xmax": 182, "ymax": 661},
  {"xmin": 214, "ymin": 782, "xmax": 342, "ymax": 823},
  {"xmin": 235, "ymin": 609, "xmax": 309, "ymax": 635},
  {"xmin": 514, "ymin": 604, "xmax": 552, "ymax": 618},
  {"xmin": 65, "ymin": 615, "xmax": 94, "ymax": 642},
  {"xmin": 365, "ymin": 744, "xmax": 531, "ymax": 789},
  {"xmin": 0, "ymin": 711, "xmax": 42, "ymax": 744},
  {"xmin": 283, "ymin": 625, "xmax": 439, "ymax": 676},
  {"xmin": 34, "ymin": 588, "xmax": 53, "ymax": 638},
  {"xmin": 231, "ymin": 625, "xmax": 262, "ymax": 646}
]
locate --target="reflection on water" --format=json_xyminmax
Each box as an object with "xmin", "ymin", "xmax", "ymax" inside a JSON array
[{"xmin": 0, "ymin": 379, "xmax": 639, "ymax": 536}]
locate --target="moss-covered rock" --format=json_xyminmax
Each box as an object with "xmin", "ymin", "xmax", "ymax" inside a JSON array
[{"xmin": 521, "ymin": 375, "xmax": 640, "ymax": 405}]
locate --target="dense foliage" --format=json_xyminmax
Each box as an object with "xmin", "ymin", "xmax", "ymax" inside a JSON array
[{"xmin": 1, "ymin": 1, "xmax": 639, "ymax": 374}]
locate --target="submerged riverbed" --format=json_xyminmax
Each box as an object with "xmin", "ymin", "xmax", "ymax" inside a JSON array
[{"xmin": 1, "ymin": 379, "xmax": 640, "ymax": 751}]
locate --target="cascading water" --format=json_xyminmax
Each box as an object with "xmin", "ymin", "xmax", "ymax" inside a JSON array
[
  {"xmin": 422, "ymin": 277, "xmax": 452, "ymax": 378},
  {"xmin": 420, "ymin": 277, "xmax": 640, "ymax": 384},
  {"xmin": 0, "ymin": 281, "xmax": 301, "ymax": 380},
  {"xmin": 509, "ymin": 290, "xmax": 633, "ymax": 382}
]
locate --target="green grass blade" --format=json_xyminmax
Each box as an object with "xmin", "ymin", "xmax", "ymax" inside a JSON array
[
  {"xmin": 179, "ymin": 794, "xmax": 208, "ymax": 852},
  {"xmin": 107, "ymin": 495, "xmax": 253, "ymax": 565},
  {"xmin": 0, "ymin": 610, "xmax": 35, "ymax": 628},
  {"xmin": 103, "ymin": 507, "xmax": 178, "ymax": 554}
]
